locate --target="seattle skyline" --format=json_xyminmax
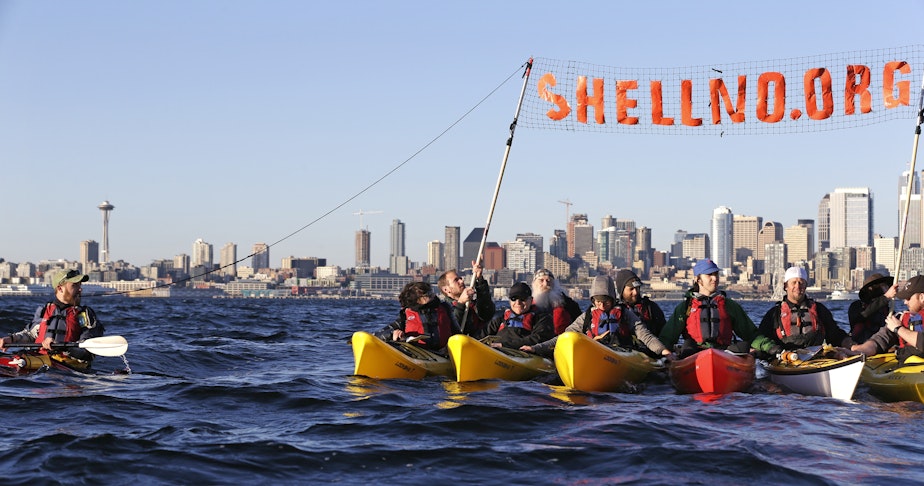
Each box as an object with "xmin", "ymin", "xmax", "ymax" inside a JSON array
[{"xmin": 2, "ymin": 2, "xmax": 923, "ymax": 269}]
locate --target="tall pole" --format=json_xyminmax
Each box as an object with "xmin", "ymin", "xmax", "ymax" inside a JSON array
[
  {"xmin": 462, "ymin": 58, "xmax": 533, "ymax": 332},
  {"xmin": 894, "ymin": 73, "xmax": 924, "ymax": 283}
]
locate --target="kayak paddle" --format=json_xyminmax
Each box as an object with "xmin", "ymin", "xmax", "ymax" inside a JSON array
[{"xmin": 7, "ymin": 335, "xmax": 128, "ymax": 357}]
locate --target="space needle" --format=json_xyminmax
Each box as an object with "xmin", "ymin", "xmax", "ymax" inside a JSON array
[{"xmin": 98, "ymin": 200, "xmax": 115, "ymax": 264}]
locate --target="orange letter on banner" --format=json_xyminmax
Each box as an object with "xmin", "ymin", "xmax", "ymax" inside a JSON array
[
  {"xmin": 804, "ymin": 68, "xmax": 834, "ymax": 120},
  {"xmin": 680, "ymin": 79, "xmax": 703, "ymax": 127},
  {"xmin": 576, "ymin": 76, "xmax": 606, "ymax": 124},
  {"xmin": 757, "ymin": 72, "xmax": 785, "ymax": 123},
  {"xmin": 709, "ymin": 76, "xmax": 746, "ymax": 124},
  {"xmin": 616, "ymin": 80, "xmax": 639, "ymax": 125},
  {"xmin": 538, "ymin": 73, "xmax": 571, "ymax": 120},
  {"xmin": 883, "ymin": 61, "xmax": 911, "ymax": 109},
  {"xmin": 651, "ymin": 81, "xmax": 674, "ymax": 126},
  {"xmin": 845, "ymin": 65, "xmax": 871, "ymax": 115}
]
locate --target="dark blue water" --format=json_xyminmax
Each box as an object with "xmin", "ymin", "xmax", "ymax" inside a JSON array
[{"xmin": 0, "ymin": 296, "xmax": 921, "ymax": 485}]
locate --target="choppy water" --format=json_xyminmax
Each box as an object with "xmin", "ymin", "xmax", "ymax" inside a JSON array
[{"xmin": 0, "ymin": 296, "xmax": 921, "ymax": 485}]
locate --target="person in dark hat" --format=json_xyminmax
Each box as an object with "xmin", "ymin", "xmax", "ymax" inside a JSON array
[
  {"xmin": 615, "ymin": 269, "xmax": 667, "ymax": 337},
  {"xmin": 482, "ymin": 282, "xmax": 554, "ymax": 349},
  {"xmin": 852, "ymin": 275, "xmax": 924, "ymax": 364},
  {"xmin": 531, "ymin": 268, "xmax": 581, "ymax": 335},
  {"xmin": 757, "ymin": 267, "xmax": 855, "ymax": 359},
  {"xmin": 848, "ymin": 273, "xmax": 897, "ymax": 343},
  {"xmin": 522, "ymin": 275, "xmax": 672, "ymax": 359},
  {"xmin": 0, "ymin": 268, "xmax": 105, "ymax": 365},
  {"xmin": 660, "ymin": 259, "xmax": 775, "ymax": 358},
  {"xmin": 376, "ymin": 281, "xmax": 460, "ymax": 353}
]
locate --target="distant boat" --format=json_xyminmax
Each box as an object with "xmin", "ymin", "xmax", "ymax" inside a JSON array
[{"xmin": 827, "ymin": 290, "xmax": 857, "ymax": 301}]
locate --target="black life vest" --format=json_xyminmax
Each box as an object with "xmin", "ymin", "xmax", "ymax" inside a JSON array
[{"xmin": 35, "ymin": 304, "xmax": 85, "ymax": 353}]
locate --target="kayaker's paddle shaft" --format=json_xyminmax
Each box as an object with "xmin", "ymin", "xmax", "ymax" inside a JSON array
[
  {"xmin": 462, "ymin": 57, "xmax": 534, "ymax": 332},
  {"xmin": 8, "ymin": 335, "xmax": 129, "ymax": 357}
]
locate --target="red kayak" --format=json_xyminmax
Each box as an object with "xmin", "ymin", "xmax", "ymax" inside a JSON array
[{"xmin": 669, "ymin": 348, "xmax": 755, "ymax": 394}]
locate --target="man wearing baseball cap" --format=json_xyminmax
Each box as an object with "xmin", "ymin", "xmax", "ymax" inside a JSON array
[
  {"xmin": 482, "ymin": 282, "xmax": 554, "ymax": 349},
  {"xmin": 659, "ymin": 259, "xmax": 776, "ymax": 358},
  {"xmin": 757, "ymin": 267, "xmax": 855, "ymax": 359},
  {"xmin": 0, "ymin": 268, "xmax": 105, "ymax": 365},
  {"xmin": 851, "ymin": 275, "xmax": 924, "ymax": 364}
]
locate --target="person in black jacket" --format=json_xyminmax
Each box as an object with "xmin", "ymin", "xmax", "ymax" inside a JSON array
[
  {"xmin": 848, "ymin": 273, "xmax": 897, "ymax": 343},
  {"xmin": 438, "ymin": 260, "xmax": 495, "ymax": 338},
  {"xmin": 483, "ymin": 282, "xmax": 554, "ymax": 349}
]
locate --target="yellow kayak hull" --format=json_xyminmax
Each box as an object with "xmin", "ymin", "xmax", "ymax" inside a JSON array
[
  {"xmin": 553, "ymin": 331, "xmax": 658, "ymax": 392},
  {"xmin": 350, "ymin": 331, "xmax": 452, "ymax": 380},
  {"xmin": 447, "ymin": 334, "xmax": 555, "ymax": 382},
  {"xmin": 860, "ymin": 353, "xmax": 924, "ymax": 403}
]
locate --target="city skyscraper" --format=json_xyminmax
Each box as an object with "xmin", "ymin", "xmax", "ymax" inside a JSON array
[
  {"xmin": 818, "ymin": 194, "xmax": 830, "ymax": 253},
  {"xmin": 757, "ymin": 222, "xmax": 783, "ymax": 261},
  {"xmin": 79, "ymin": 240, "xmax": 99, "ymax": 273},
  {"xmin": 711, "ymin": 206, "xmax": 734, "ymax": 270},
  {"xmin": 797, "ymin": 219, "xmax": 815, "ymax": 261},
  {"xmin": 389, "ymin": 219, "xmax": 406, "ymax": 274},
  {"xmin": 427, "ymin": 240, "xmax": 443, "ymax": 269},
  {"xmin": 444, "ymin": 226, "xmax": 460, "ymax": 271},
  {"xmin": 783, "ymin": 224, "xmax": 811, "ymax": 264},
  {"xmin": 829, "ymin": 187, "xmax": 873, "ymax": 248},
  {"xmin": 252, "ymin": 243, "xmax": 270, "ymax": 270},
  {"xmin": 549, "ymin": 229, "xmax": 567, "ymax": 260},
  {"xmin": 462, "ymin": 228, "xmax": 485, "ymax": 270},
  {"xmin": 97, "ymin": 200, "xmax": 115, "ymax": 264},
  {"xmin": 516, "ymin": 232, "xmax": 544, "ymax": 269},
  {"xmin": 898, "ymin": 170, "xmax": 922, "ymax": 248},
  {"xmin": 355, "ymin": 229, "xmax": 371, "ymax": 268},
  {"xmin": 191, "ymin": 238, "xmax": 213, "ymax": 268},
  {"xmin": 568, "ymin": 214, "xmax": 594, "ymax": 259},
  {"xmin": 733, "ymin": 215, "xmax": 762, "ymax": 262},
  {"xmin": 220, "ymin": 242, "xmax": 237, "ymax": 277}
]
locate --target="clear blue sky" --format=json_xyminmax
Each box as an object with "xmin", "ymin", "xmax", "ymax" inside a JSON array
[{"xmin": 2, "ymin": 1, "xmax": 923, "ymax": 269}]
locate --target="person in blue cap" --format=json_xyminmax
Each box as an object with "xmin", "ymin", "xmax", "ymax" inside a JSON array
[{"xmin": 659, "ymin": 259, "xmax": 774, "ymax": 358}]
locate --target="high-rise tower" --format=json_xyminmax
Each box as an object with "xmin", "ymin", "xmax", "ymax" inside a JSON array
[{"xmin": 97, "ymin": 201, "xmax": 115, "ymax": 264}]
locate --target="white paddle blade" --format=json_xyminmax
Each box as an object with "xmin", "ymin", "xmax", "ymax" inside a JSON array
[{"xmin": 79, "ymin": 335, "xmax": 129, "ymax": 357}]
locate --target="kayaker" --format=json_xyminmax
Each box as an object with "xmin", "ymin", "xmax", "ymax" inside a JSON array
[
  {"xmin": 0, "ymin": 268, "xmax": 105, "ymax": 365},
  {"xmin": 437, "ymin": 260, "xmax": 495, "ymax": 338},
  {"xmin": 482, "ymin": 282, "xmax": 554, "ymax": 349},
  {"xmin": 851, "ymin": 275, "xmax": 924, "ymax": 364},
  {"xmin": 375, "ymin": 281, "xmax": 460, "ymax": 353},
  {"xmin": 757, "ymin": 266, "xmax": 855, "ymax": 358},
  {"xmin": 531, "ymin": 268, "xmax": 581, "ymax": 335},
  {"xmin": 521, "ymin": 275, "xmax": 672, "ymax": 359},
  {"xmin": 615, "ymin": 269, "xmax": 667, "ymax": 337},
  {"xmin": 659, "ymin": 259, "xmax": 775, "ymax": 358},
  {"xmin": 848, "ymin": 273, "xmax": 897, "ymax": 344}
]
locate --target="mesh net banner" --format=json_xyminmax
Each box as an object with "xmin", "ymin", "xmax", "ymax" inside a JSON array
[{"xmin": 520, "ymin": 46, "xmax": 924, "ymax": 135}]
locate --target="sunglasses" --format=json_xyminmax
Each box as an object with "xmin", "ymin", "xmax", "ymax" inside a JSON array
[{"xmin": 510, "ymin": 296, "xmax": 530, "ymax": 303}]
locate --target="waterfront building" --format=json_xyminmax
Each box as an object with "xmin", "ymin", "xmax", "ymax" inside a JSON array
[
  {"xmin": 389, "ymin": 219, "xmax": 406, "ymax": 275},
  {"xmin": 444, "ymin": 226, "xmax": 460, "ymax": 271},
  {"xmin": 733, "ymin": 215, "xmax": 762, "ymax": 263},
  {"xmin": 549, "ymin": 229, "xmax": 568, "ymax": 260},
  {"xmin": 783, "ymin": 224, "xmax": 811, "ymax": 264},
  {"xmin": 873, "ymin": 234, "xmax": 897, "ymax": 273},
  {"xmin": 503, "ymin": 239, "xmax": 538, "ymax": 273},
  {"xmin": 355, "ymin": 229, "xmax": 371, "ymax": 268},
  {"xmin": 483, "ymin": 242, "xmax": 505, "ymax": 271},
  {"xmin": 711, "ymin": 206, "xmax": 734, "ymax": 271},
  {"xmin": 192, "ymin": 238, "xmax": 213, "ymax": 269},
  {"xmin": 220, "ymin": 242, "xmax": 237, "ymax": 277},
  {"xmin": 427, "ymin": 240, "xmax": 442, "ymax": 270},
  {"xmin": 567, "ymin": 214, "xmax": 594, "ymax": 258},
  {"xmin": 757, "ymin": 222, "xmax": 783, "ymax": 261},
  {"xmin": 252, "ymin": 243, "xmax": 270, "ymax": 270},
  {"xmin": 80, "ymin": 240, "xmax": 99, "ymax": 273},
  {"xmin": 829, "ymin": 187, "xmax": 874, "ymax": 248},
  {"xmin": 462, "ymin": 227, "xmax": 486, "ymax": 270},
  {"xmin": 682, "ymin": 233, "xmax": 709, "ymax": 260},
  {"xmin": 818, "ymin": 194, "xmax": 831, "ymax": 253},
  {"xmin": 898, "ymin": 170, "xmax": 922, "ymax": 247}
]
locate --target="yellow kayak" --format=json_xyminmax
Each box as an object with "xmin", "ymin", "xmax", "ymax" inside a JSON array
[
  {"xmin": 350, "ymin": 331, "xmax": 452, "ymax": 380},
  {"xmin": 860, "ymin": 353, "xmax": 924, "ymax": 403},
  {"xmin": 447, "ymin": 334, "xmax": 555, "ymax": 382},
  {"xmin": 553, "ymin": 331, "xmax": 659, "ymax": 392}
]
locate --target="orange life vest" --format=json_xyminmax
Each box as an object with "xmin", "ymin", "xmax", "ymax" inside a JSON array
[
  {"xmin": 777, "ymin": 300, "xmax": 820, "ymax": 340},
  {"xmin": 898, "ymin": 310, "xmax": 924, "ymax": 348},
  {"xmin": 685, "ymin": 294, "xmax": 733, "ymax": 346},
  {"xmin": 404, "ymin": 304, "xmax": 453, "ymax": 349}
]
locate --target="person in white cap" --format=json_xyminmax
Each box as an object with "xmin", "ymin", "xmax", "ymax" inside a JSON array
[
  {"xmin": 0, "ymin": 268, "xmax": 105, "ymax": 365},
  {"xmin": 851, "ymin": 275, "xmax": 924, "ymax": 364},
  {"xmin": 660, "ymin": 259, "xmax": 774, "ymax": 358},
  {"xmin": 756, "ymin": 266, "xmax": 855, "ymax": 359}
]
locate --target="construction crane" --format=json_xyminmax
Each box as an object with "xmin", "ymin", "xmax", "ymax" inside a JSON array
[
  {"xmin": 353, "ymin": 209, "xmax": 383, "ymax": 230},
  {"xmin": 558, "ymin": 199, "xmax": 572, "ymax": 226}
]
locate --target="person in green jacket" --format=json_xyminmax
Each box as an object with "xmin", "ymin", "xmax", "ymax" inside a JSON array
[{"xmin": 659, "ymin": 259, "xmax": 774, "ymax": 358}]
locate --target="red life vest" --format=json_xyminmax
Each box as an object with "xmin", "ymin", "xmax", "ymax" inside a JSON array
[
  {"xmin": 777, "ymin": 300, "xmax": 820, "ymax": 340},
  {"xmin": 898, "ymin": 311, "xmax": 924, "ymax": 348},
  {"xmin": 35, "ymin": 304, "xmax": 84, "ymax": 353},
  {"xmin": 499, "ymin": 308, "xmax": 535, "ymax": 331},
  {"xmin": 633, "ymin": 302, "xmax": 652, "ymax": 324},
  {"xmin": 551, "ymin": 306, "xmax": 572, "ymax": 335},
  {"xmin": 588, "ymin": 307, "xmax": 631, "ymax": 339},
  {"xmin": 404, "ymin": 304, "xmax": 453, "ymax": 349},
  {"xmin": 685, "ymin": 294, "xmax": 733, "ymax": 346}
]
